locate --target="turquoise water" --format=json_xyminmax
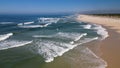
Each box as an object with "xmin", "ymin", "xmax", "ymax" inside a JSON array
[{"xmin": 0, "ymin": 14, "xmax": 108, "ymax": 68}]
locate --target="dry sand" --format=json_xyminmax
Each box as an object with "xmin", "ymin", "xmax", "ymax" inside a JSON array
[{"xmin": 77, "ymin": 15, "xmax": 120, "ymax": 68}]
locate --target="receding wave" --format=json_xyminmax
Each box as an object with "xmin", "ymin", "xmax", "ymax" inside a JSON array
[
  {"xmin": 66, "ymin": 46, "xmax": 107, "ymax": 68},
  {"xmin": 0, "ymin": 40, "xmax": 33, "ymax": 50},
  {"xmin": 0, "ymin": 33, "xmax": 13, "ymax": 41}
]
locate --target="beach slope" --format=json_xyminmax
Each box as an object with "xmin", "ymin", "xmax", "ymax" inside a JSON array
[{"xmin": 77, "ymin": 15, "xmax": 120, "ymax": 68}]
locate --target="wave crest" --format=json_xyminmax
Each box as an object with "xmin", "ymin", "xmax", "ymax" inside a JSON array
[
  {"xmin": 0, "ymin": 40, "xmax": 33, "ymax": 50},
  {"xmin": 0, "ymin": 33, "xmax": 13, "ymax": 41},
  {"xmin": 37, "ymin": 17, "xmax": 60, "ymax": 23},
  {"xmin": 93, "ymin": 24, "xmax": 109, "ymax": 40},
  {"xmin": 18, "ymin": 17, "xmax": 60, "ymax": 28}
]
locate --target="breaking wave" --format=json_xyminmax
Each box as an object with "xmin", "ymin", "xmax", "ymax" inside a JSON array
[
  {"xmin": 35, "ymin": 40, "xmax": 77, "ymax": 62},
  {"xmin": 32, "ymin": 32, "xmax": 100, "ymax": 62},
  {"xmin": 82, "ymin": 24, "xmax": 92, "ymax": 29},
  {"xmin": 0, "ymin": 33, "xmax": 13, "ymax": 41},
  {"xmin": 18, "ymin": 21, "xmax": 34, "ymax": 26},
  {"xmin": 82, "ymin": 24, "xmax": 109, "ymax": 40},
  {"xmin": 33, "ymin": 32, "xmax": 87, "ymax": 40},
  {"xmin": 0, "ymin": 15, "xmax": 109, "ymax": 68},
  {"xmin": 18, "ymin": 17, "xmax": 60, "ymax": 28},
  {"xmin": 0, "ymin": 40, "xmax": 33, "ymax": 50},
  {"xmin": 33, "ymin": 37, "xmax": 99, "ymax": 63},
  {"xmin": 31, "ymin": 20, "xmax": 109, "ymax": 63},
  {"xmin": 93, "ymin": 24, "xmax": 109, "ymax": 40},
  {"xmin": 37, "ymin": 17, "xmax": 60, "ymax": 23},
  {"xmin": 18, "ymin": 25, "xmax": 47, "ymax": 28}
]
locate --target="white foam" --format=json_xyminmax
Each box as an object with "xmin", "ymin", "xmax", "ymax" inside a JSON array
[
  {"xmin": 18, "ymin": 17, "xmax": 61, "ymax": 28},
  {"xmin": 24, "ymin": 21, "xmax": 34, "ymax": 25},
  {"xmin": 33, "ymin": 35, "xmax": 52, "ymax": 38},
  {"xmin": 18, "ymin": 21, "xmax": 34, "ymax": 26},
  {"xmin": 31, "ymin": 25, "xmax": 108, "ymax": 63},
  {"xmin": 18, "ymin": 25, "xmax": 45, "ymax": 28},
  {"xmin": 37, "ymin": 17, "xmax": 60, "ymax": 23},
  {"xmin": 33, "ymin": 32, "xmax": 87, "ymax": 41},
  {"xmin": 70, "ymin": 41, "xmax": 74, "ymax": 44},
  {"xmin": 34, "ymin": 33, "xmax": 88, "ymax": 63},
  {"xmin": 69, "ymin": 33, "xmax": 87, "ymax": 45},
  {"xmin": 18, "ymin": 22, "xmax": 52, "ymax": 28},
  {"xmin": 74, "ymin": 33, "xmax": 87, "ymax": 41},
  {"xmin": 17, "ymin": 21, "xmax": 46, "ymax": 28},
  {"xmin": 81, "ymin": 37, "xmax": 99, "ymax": 44},
  {"xmin": 35, "ymin": 40, "xmax": 78, "ymax": 63},
  {"xmin": 36, "ymin": 36, "xmax": 99, "ymax": 63},
  {"xmin": 0, "ymin": 40, "xmax": 33, "ymax": 50},
  {"xmin": 56, "ymin": 32, "xmax": 87, "ymax": 45},
  {"xmin": 82, "ymin": 24, "xmax": 92, "ymax": 29},
  {"xmin": 0, "ymin": 33, "xmax": 13, "ymax": 41},
  {"xmin": 78, "ymin": 21, "xmax": 109, "ymax": 40},
  {"xmin": 56, "ymin": 32, "xmax": 87, "ymax": 41},
  {"xmin": 43, "ymin": 23, "xmax": 52, "ymax": 27},
  {"xmin": 92, "ymin": 24, "xmax": 109, "ymax": 40}
]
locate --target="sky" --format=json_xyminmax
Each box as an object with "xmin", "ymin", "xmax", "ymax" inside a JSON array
[{"xmin": 0, "ymin": 0, "xmax": 120, "ymax": 14}]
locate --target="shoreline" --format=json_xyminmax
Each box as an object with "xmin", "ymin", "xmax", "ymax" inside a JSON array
[{"xmin": 77, "ymin": 15, "xmax": 120, "ymax": 68}]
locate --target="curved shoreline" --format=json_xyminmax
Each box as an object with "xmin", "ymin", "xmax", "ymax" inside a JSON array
[{"xmin": 77, "ymin": 15, "xmax": 120, "ymax": 68}]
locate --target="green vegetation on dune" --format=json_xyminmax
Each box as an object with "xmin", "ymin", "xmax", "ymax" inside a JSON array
[{"xmin": 89, "ymin": 14, "xmax": 120, "ymax": 18}]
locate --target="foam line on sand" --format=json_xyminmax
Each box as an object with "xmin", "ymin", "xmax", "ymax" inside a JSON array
[{"xmin": 77, "ymin": 15, "xmax": 120, "ymax": 68}]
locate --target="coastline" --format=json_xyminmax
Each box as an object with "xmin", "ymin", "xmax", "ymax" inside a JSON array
[{"xmin": 77, "ymin": 15, "xmax": 120, "ymax": 68}]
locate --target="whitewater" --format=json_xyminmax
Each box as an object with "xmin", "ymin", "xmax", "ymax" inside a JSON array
[{"xmin": 0, "ymin": 14, "xmax": 108, "ymax": 68}]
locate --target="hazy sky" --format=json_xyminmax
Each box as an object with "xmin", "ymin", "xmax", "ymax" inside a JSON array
[{"xmin": 0, "ymin": 0, "xmax": 120, "ymax": 14}]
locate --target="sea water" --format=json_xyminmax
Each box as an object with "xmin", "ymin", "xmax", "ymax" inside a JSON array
[{"xmin": 0, "ymin": 14, "xmax": 108, "ymax": 68}]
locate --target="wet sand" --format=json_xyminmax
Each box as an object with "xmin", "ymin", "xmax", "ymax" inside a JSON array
[{"xmin": 77, "ymin": 15, "xmax": 120, "ymax": 68}]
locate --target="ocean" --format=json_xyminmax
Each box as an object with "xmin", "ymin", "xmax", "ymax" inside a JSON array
[{"xmin": 0, "ymin": 14, "xmax": 108, "ymax": 68}]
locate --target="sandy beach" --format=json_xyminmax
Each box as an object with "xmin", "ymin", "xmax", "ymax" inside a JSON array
[{"xmin": 77, "ymin": 15, "xmax": 120, "ymax": 68}]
